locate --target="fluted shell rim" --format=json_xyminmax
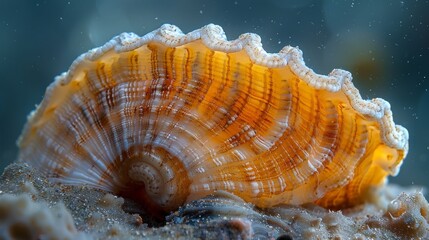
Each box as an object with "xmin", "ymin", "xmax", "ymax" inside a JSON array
[{"xmin": 22, "ymin": 23, "xmax": 408, "ymax": 154}]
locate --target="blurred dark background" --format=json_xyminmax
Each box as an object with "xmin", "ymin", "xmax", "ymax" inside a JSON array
[{"xmin": 0, "ymin": 0, "xmax": 428, "ymax": 188}]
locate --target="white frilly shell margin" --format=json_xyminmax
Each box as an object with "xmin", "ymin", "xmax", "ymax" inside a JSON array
[{"xmin": 44, "ymin": 24, "xmax": 408, "ymax": 158}]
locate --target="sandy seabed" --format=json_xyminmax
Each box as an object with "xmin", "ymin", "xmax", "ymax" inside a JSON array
[{"xmin": 0, "ymin": 162, "xmax": 428, "ymax": 240}]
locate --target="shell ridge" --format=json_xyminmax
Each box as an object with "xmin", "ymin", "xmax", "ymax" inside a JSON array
[
  {"xmin": 58, "ymin": 95, "xmax": 116, "ymax": 185},
  {"xmin": 17, "ymin": 23, "xmax": 410, "ymax": 212},
  {"xmin": 48, "ymin": 23, "xmax": 407, "ymax": 153}
]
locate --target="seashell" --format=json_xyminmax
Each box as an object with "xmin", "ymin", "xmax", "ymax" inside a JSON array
[{"xmin": 17, "ymin": 24, "xmax": 409, "ymax": 213}]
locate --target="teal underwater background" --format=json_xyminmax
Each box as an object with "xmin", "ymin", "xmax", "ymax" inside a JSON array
[{"xmin": 0, "ymin": 0, "xmax": 428, "ymax": 189}]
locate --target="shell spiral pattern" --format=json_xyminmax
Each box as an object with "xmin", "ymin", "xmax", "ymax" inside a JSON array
[{"xmin": 18, "ymin": 24, "xmax": 408, "ymax": 212}]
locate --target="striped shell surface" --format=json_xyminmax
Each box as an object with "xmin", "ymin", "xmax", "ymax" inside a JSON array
[{"xmin": 18, "ymin": 24, "xmax": 409, "ymax": 212}]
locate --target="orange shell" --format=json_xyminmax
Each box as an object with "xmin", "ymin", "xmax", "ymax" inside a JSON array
[{"xmin": 18, "ymin": 24, "xmax": 408, "ymax": 212}]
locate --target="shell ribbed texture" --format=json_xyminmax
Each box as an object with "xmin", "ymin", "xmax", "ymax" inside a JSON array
[{"xmin": 18, "ymin": 24, "xmax": 408, "ymax": 212}]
